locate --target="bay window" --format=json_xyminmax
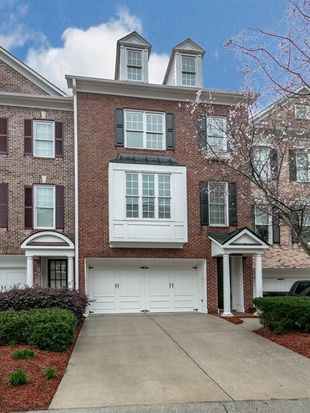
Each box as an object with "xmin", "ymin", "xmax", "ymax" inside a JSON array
[
  {"xmin": 126, "ymin": 172, "xmax": 171, "ymax": 219},
  {"xmin": 33, "ymin": 121, "xmax": 55, "ymax": 158},
  {"xmin": 34, "ymin": 185, "xmax": 55, "ymax": 229},
  {"xmin": 125, "ymin": 110, "xmax": 165, "ymax": 149}
]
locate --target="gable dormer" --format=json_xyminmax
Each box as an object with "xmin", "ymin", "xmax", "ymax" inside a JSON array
[
  {"xmin": 163, "ymin": 39, "xmax": 205, "ymax": 88},
  {"xmin": 114, "ymin": 31, "xmax": 151, "ymax": 83}
]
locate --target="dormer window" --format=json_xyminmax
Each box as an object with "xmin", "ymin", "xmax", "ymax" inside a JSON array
[
  {"xmin": 127, "ymin": 49, "xmax": 143, "ymax": 81},
  {"xmin": 181, "ymin": 55, "xmax": 196, "ymax": 86}
]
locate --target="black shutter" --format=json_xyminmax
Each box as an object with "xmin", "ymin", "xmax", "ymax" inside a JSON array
[
  {"xmin": 200, "ymin": 181, "xmax": 209, "ymax": 226},
  {"xmin": 291, "ymin": 229, "xmax": 298, "ymax": 244},
  {"xmin": 55, "ymin": 122, "xmax": 63, "ymax": 157},
  {"xmin": 272, "ymin": 206, "xmax": 280, "ymax": 244},
  {"xmin": 270, "ymin": 149, "xmax": 278, "ymax": 180},
  {"xmin": 0, "ymin": 118, "xmax": 8, "ymax": 154},
  {"xmin": 56, "ymin": 186, "xmax": 64, "ymax": 229},
  {"xmin": 251, "ymin": 204, "xmax": 256, "ymax": 230},
  {"xmin": 166, "ymin": 113, "xmax": 175, "ymax": 150},
  {"xmin": 289, "ymin": 150, "xmax": 297, "ymax": 182},
  {"xmin": 198, "ymin": 115, "xmax": 207, "ymax": 147},
  {"xmin": 24, "ymin": 120, "xmax": 33, "ymax": 156},
  {"xmin": 0, "ymin": 183, "xmax": 8, "ymax": 228},
  {"xmin": 115, "ymin": 108, "xmax": 124, "ymax": 147},
  {"xmin": 24, "ymin": 186, "xmax": 33, "ymax": 229},
  {"xmin": 228, "ymin": 182, "xmax": 238, "ymax": 226}
]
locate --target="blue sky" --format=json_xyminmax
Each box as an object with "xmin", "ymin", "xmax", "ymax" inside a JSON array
[{"xmin": 0, "ymin": 0, "xmax": 288, "ymax": 93}]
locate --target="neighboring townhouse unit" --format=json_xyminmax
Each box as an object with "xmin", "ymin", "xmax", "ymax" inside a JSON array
[
  {"xmin": 252, "ymin": 91, "xmax": 310, "ymax": 294},
  {"xmin": 0, "ymin": 47, "xmax": 75, "ymax": 291},
  {"xmin": 67, "ymin": 32, "xmax": 268, "ymax": 315}
]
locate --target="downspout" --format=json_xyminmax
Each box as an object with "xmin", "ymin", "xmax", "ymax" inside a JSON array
[{"xmin": 73, "ymin": 78, "xmax": 79, "ymax": 291}]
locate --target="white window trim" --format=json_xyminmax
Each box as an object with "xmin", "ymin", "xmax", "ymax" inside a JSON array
[
  {"xmin": 253, "ymin": 145, "xmax": 271, "ymax": 179},
  {"xmin": 33, "ymin": 120, "xmax": 55, "ymax": 159},
  {"xmin": 125, "ymin": 172, "xmax": 172, "ymax": 221},
  {"xmin": 208, "ymin": 181, "xmax": 229, "ymax": 227},
  {"xmin": 124, "ymin": 110, "xmax": 166, "ymax": 150},
  {"xmin": 181, "ymin": 54, "xmax": 197, "ymax": 87},
  {"xmin": 126, "ymin": 48, "xmax": 144, "ymax": 82},
  {"xmin": 296, "ymin": 151, "xmax": 310, "ymax": 182},
  {"xmin": 33, "ymin": 185, "xmax": 56, "ymax": 230},
  {"xmin": 206, "ymin": 116, "xmax": 228, "ymax": 154},
  {"xmin": 254, "ymin": 204, "xmax": 273, "ymax": 244}
]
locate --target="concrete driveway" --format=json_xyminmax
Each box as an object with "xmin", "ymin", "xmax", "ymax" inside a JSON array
[{"xmin": 50, "ymin": 314, "xmax": 310, "ymax": 409}]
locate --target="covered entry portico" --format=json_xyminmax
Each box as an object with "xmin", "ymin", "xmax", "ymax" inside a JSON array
[
  {"xmin": 209, "ymin": 228, "xmax": 269, "ymax": 316},
  {"xmin": 21, "ymin": 231, "xmax": 75, "ymax": 289}
]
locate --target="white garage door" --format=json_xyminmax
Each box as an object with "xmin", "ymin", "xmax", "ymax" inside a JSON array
[
  {"xmin": 87, "ymin": 263, "xmax": 201, "ymax": 314},
  {"xmin": 263, "ymin": 269, "xmax": 310, "ymax": 293},
  {"xmin": 0, "ymin": 268, "xmax": 27, "ymax": 292}
]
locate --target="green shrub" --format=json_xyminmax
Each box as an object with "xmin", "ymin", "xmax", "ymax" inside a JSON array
[
  {"xmin": 253, "ymin": 296, "xmax": 310, "ymax": 334},
  {"xmin": 8, "ymin": 369, "xmax": 28, "ymax": 386},
  {"xmin": 8, "ymin": 340, "xmax": 18, "ymax": 347},
  {"xmin": 0, "ymin": 308, "xmax": 77, "ymax": 352},
  {"xmin": 43, "ymin": 366, "xmax": 58, "ymax": 379},
  {"xmin": 12, "ymin": 349, "xmax": 35, "ymax": 360}
]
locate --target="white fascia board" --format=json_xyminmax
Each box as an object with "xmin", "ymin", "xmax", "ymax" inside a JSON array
[
  {"xmin": 0, "ymin": 46, "xmax": 66, "ymax": 97},
  {"xmin": 225, "ymin": 229, "xmax": 269, "ymax": 247},
  {"xmin": 66, "ymin": 75, "xmax": 257, "ymax": 106},
  {"xmin": 0, "ymin": 92, "xmax": 73, "ymax": 111}
]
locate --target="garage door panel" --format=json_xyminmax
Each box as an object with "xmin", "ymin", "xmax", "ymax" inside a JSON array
[
  {"xmin": 0, "ymin": 268, "xmax": 27, "ymax": 292},
  {"xmin": 87, "ymin": 263, "xmax": 201, "ymax": 314}
]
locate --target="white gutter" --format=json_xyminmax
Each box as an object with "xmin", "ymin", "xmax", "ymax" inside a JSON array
[{"xmin": 73, "ymin": 78, "xmax": 79, "ymax": 291}]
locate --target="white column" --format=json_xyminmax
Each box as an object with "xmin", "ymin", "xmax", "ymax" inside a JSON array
[
  {"xmin": 255, "ymin": 254, "xmax": 263, "ymax": 298},
  {"xmin": 67, "ymin": 257, "xmax": 74, "ymax": 290},
  {"xmin": 26, "ymin": 256, "xmax": 33, "ymax": 288},
  {"xmin": 222, "ymin": 254, "xmax": 233, "ymax": 317}
]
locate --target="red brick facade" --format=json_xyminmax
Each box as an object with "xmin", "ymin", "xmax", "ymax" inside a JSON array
[
  {"xmin": 0, "ymin": 58, "xmax": 74, "ymax": 281},
  {"xmin": 76, "ymin": 92, "xmax": 254, "ymax": 312}
]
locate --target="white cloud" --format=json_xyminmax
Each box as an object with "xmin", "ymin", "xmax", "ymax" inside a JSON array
[
  {"xmin": 0, "ymin": 0, "xmax": 44, "ymax": 50},
  {"xmin": 25, "ymin": 7, "xmax": 169, "ymax": 92}
]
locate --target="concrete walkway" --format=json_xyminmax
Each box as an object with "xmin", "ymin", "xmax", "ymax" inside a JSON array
[{"xmin": 50, "ymin": 314, "xmax": 310, "ymax": 409}]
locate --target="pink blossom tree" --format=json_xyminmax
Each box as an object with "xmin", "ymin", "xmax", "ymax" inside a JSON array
[{"xmin": 191, "ymin": 0, "xmax": 310, "ymax": 255}]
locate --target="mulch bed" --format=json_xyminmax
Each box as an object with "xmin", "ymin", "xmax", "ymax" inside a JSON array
[
  {"xmin": 0, "ymin": 322, "xmax": 83, "ymax": 413},
  {"xmin": 255, "ymin": 328, "xmax": 310, "ymax": 359},
  {"xmin": 222, "ymin": 317, "xmax": 244, "ymax": 325}
]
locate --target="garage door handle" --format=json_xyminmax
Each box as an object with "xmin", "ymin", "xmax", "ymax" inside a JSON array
[{"xmin": 115, "ymin": 283, "xmax": 119, "ymax": 289}]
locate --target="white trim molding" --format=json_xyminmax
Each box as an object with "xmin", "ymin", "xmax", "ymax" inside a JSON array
[{"xmin": 0, "ymin": 92, "xmax": 73, "ymax": 111}]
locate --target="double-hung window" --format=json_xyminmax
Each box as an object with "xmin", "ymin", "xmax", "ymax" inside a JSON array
[
  {"xmin": 206, "ymin": 116, "xmax": 227, "ymax": 154},
  {"xmin": 295, "ymin": 105, "xmax": 310, "ymax": 120},
  {"xmin": 181, "ymin": 55, "xmax": 196, "ymax": 86},
  {"xmin": 127, "ymin": 49, "xmax": 143, "ymax": 81},
  {"xmin": 254, "ymin": 205, "xmax": 271, "ymax": 243},
  {"xmin": 253, "ymin": 146, "xmax": 270, "ymax": 179},
  {"xmin": 33, "ymin": 121, "xmax": 55, "ymax": 158},
  {"xmin": 125, "ymin": 110, "xmax": 165, "ymax": 149},
  {"xmin": 208, "ymin": 182, "xmax": 228, "ymax": 226},
  {"xmin": 296, "ymin": 151, "xmax": 310, "ymax": 182},
  {"xmin": 34, "ymin": 185, "xmax": 55, "ymax": 229},
  {"xmin": 126, "ymin": 173, "xmax": 171, "ymax": 219}
]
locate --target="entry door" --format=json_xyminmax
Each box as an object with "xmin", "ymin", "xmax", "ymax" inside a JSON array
[{"xmin": 48, "ymin": 259, "xmax": 67, "ymax": 288}]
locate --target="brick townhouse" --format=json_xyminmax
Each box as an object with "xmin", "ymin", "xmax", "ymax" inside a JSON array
[
  {"xmin": 66, "ymin": 32, "xmax": 268, "ymax": 315},
  {"xmin": 0, "ymin": 46, "xmax": 75, "ymax": 290},
  {"xmin": 252, "ymin": 93, "xmax": 310, "ymax": 294}
]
